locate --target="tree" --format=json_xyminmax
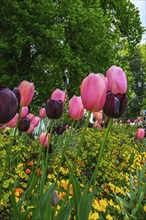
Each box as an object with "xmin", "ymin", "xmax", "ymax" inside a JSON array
[{"xmin": 0, "ymin": 0, "xmax": 144, "ymax": 111}]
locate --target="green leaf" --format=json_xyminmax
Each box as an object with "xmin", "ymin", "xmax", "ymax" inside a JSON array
[
  {"xmin": 78, "ymin": 185, "xmax": 94, "ymax": 220},
  {"xmin": 128, "ymin": 152, "xmax": 135, "ymax": 164},
  {"xmin": 19, "ymin": 209, "xmax": 34, "ymax": 220},
  {"xmin": 117, "ymin": 196, "xmax": 132, "ymax": 209},
  {"xmin": 10, "ymin": 192, "xmax": 20, "ymax": 220},
  {"xmin": 32, "ymin": 196, "xmax": 41, "ymax": 220},
  {"xmin": 40, "ymin": 182, "xmax": 56, "ymax": 219},
  {"xmin": 65, "ymin": 157, "xmax": 81, "ymax": 212},
  {"xmin": 55, "ymin": 201, "xmax": 71, "ymax": 220}
]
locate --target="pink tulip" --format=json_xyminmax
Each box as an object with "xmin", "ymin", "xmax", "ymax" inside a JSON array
[
  {"xmin": 7, "ymin": 113, "xmax": 18, "ymax": 128},
  {"xmin": 127, "ymin": 119, "xmax": 130, "ymax": 123},
  {"xmin": 136, "ymin": 128, "xmax": 145, "ymax": 140},
  {"xmin": 18, "ymin": 80, "xmax": 34, "ymax": 106},
  {"xmin": 31, "ymin": 116, "xmax": 40, "ymax": 127},
  {"xmin": 94, "ymin": 121, "xmax": 101, "ymax": 130},
  {"xmin": 26, "ymin": 124, "xmax": 34, "ymax": 134},
  {"xmin": 51, "ymin": 89, "xmax": 66, "ymax": 103},
  {"xmin": 80, "ymin": 73, "xmax": 108, "ymax": 112},
  {"xmin": 20, "ymin": 106, "xmax": 29, "ymax": 118},
  {"xmin": 27, "ymin": 113, "xmax": 34, "ymax": 121},
  {"xmin": 39, "ymin": 108, "xmax": 46, "ymax": 119},
  {"xmin": 68, "ymin": 96, "xmax": 84, "ymax": 120},
  {"xmin": 1, "ymin": 124, "xmax": 7, "ymax": 130},
  {"xmin": 39, "ymin": 132, "xmax": 50, "ymax": 147},
  {"xmin": 137, "ymin": 116, "xmax": 141, "ymax": 121},
  {"xmin": 93, "ymin": 110, "xmax": 103, "ymax": 121},
  {"xmin": 106, "ymin": 65, "xmax": 127, "ymax": 94}
]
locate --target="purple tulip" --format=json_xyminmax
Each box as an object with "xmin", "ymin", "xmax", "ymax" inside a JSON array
[
  {"xmin": 103, "ymin": 91, "xmax": 128, "ymax": 118},
  {"xmin": 45, "ymin": 99, "xmax": 63, "ymax": 119},
  {"xmin": 18, "ymin": 118, "xmax": 30, "ymax": 132},
  {"xmin": 0, "ymin": 86, "xmax": 19, "ymax": 124}
]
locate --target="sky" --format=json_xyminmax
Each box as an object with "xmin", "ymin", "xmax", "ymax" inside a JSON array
[{"xmin": 131, "ymin": 0, "xmax": 146, "ymax": 44}]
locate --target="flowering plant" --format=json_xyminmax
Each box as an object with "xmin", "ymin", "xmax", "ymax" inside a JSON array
[{"xmin": 0, "ymin": 67, "xmax": 145, "ymax": 219}]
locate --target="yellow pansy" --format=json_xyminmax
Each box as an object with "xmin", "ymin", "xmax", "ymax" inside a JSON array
[
  {"xmin": 106, "ymin": 214, "xmax": 113, "ymax": 220},
  {"xmin": 89, "ymin": 212, "xmax": 99, "ymax": 220}
]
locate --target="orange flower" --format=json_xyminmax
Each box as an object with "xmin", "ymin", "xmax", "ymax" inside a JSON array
[
  {"xmin": 28, "ymin": 161, "xmax": 34, "ymax": 166},
  {"xmin": 104, "ymin": 188, "xmax": 110, "ymax": 194},
  {"xmin": 58, "ymin": 192, "xmax": 66, "ymax": 200},
  {"xmin": 25, "ymin": 168, "xmax": 31, "ymax": 174},
  {"xmin": 36, "ymin": 168, "xmax": 42, "ymax": 175},
  {"xmin": 89, "ymin": 187, "xmax": 93, "ymax": 192},
  {"xmin": 14, "ymin": 188, "xmax": 23, "ymax": 197}
]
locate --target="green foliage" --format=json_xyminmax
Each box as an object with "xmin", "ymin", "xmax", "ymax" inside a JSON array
[
  {"xmin": 116, "ymin": 165, "xmax": 146, "ymax": 219},
  {"xmin": 0, "ymin": 0, "xmax": 144, "ymax": 112},
  {"xmin": 0, "ymin": 120, "xmax": 146, "ymax": 219}
]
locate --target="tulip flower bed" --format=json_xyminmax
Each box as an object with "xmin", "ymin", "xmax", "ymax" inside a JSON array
[{"xmin": 0, "ymin": 66, "xmax": 146, "ymax": 220}]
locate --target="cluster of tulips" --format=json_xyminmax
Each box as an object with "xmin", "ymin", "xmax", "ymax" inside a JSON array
[
  {"xmin": 0, "ymin": 65, "xmax": 128, "ymax": 132},
  {"xmin": 1, "ymin": 64, "xmax": 145, "ymax": 144}
]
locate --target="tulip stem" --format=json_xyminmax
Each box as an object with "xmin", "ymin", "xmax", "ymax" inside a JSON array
[
  {"xmin": 74, "ymin": 111, "xmax": 91, "ymax": 162},
  {"xmin": 40, "ymin": 120, "xmax": 54, "ymax": 196},
  {"xmin": 56, "ymin": 120, "xmax": 75, "ymax": 182},
  {"xmin": 89, "ymin": 118, "xmax": 113, "ymax": 189}
]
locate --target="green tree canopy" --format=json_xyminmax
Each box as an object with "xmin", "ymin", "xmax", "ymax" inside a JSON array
[{"xmin": 0, "ymin": 0, "xmax": 144, "ymax": 111}]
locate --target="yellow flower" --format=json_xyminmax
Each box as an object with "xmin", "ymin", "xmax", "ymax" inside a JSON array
[
  {"xmin": 108, "ymin": 199, "xmax": 114, "ymax": 207},
  {"xmin": 106, "ymin": 214, "xmax": 113, "ymax": 220},
  {"xmin": 144, "ymin": 205, "xmax": 146, "ymax": 212},
  {"xmin": 93, "ymin": 199, "xmax": 108, "ymax": 212},
  {"xmin": 114, "ymin": 205, "xmax": 121, "ymax": 214},
  {"xmin": 59, "ymin": 167, "xmax": 68, "ymax": 175},
  {"xmin": 89, "ymin": 212, "xmax": 99, "ymax": 220},
  {"xmin": 47, "ymin": 173, "xmax": 55, "ymax": 179}
]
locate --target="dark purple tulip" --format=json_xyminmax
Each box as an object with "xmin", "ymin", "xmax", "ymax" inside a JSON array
[
  {"xmin": 45, "ymin": 99, "xmax": 63, "ymax": 119},
  {"xmin": 103, "ymin": 91, "xmax": 128, "ymax": 118},
  {"xmin": 18, "ymin": 118, "xmax": 30, "ymax": 132},
  {"xmin": 13, "ymin": 87, "xmax": 21, "ymax": 106},
  {"xmin": 55, "ymin": 126, "xmax": 66, "ymax": 135},
  {"xmin": 0, "ymin": 86, "xmax": 19, "ymax": 124}
]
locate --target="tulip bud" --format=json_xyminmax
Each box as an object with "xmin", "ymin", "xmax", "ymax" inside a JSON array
[
  {"xmin": 68, "ymin": 95, "xmax": 84, "ymax": 120},
  {"xmin": 0, "ymin": 87, "xmax": 19, "ymax": 124},
  {"xmin": 18, "ymin": 80, "xmax": 34, "ymax": 106},
  {"xmin": 127, "ymin": 119, "xmax": 130, "ymax": 123},
  {"xmin": 50, "ymin": 190, "xmax": 59, "ymax": 206},
  {"xmin": 80, "ymin": 73, "xmax": 108, "ymax": 112},
  {"xmin": 136, "ymin": 128, "xmax": 145, "ymax": 140},
  {"xmin": 31, "ymin": 116, "xmax": 40, "ymax": 127},
  {"xmin": 93, "ymin": 110, "xmax": 103, "ymax": 121},
  {"xmin": 27, "ymin": 113, "xmax": 34, "ymax": 121},
  {"xmin": 103, "ymin": 92, "xmax": 128, "ymax": 118},
  {"xmin": 55, "ymin": 126, "xmax": 66, "ymax": 135},
  {"xmin": 45, "ymin": 99, "xmax": 63, "ymax": 119},
  {"xmin": 26, "ymin": 123, "xmax": 34, "ymax": 134},
  {"xmin": 18, "ymin": 118, "xmax": 30, "ymax": 132},
  {"xmin": 106, "ymin": 66, "xmax": 127, "ymax": 94},
  {"xmin": 39, "ymin": 132, "xmax": 50, "ymax": 147},
  {"xmin": 7, "ymin": 113, "xmax": 19, "ymax": 128},
  {"xmin": 39, "ymin": 108, "xmax": 46, "ymax": 119},
  {"xmin": 20, "ymin": 106, "xmax": 29, "ymax": 118},
  {"xmin": 51, "ymin": 89, "xmax": 66, "ymax": 103}
]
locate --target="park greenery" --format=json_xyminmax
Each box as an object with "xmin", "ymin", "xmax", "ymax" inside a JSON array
[{"xmin": 1, "ymin": 0, "xmax": 146, "ymax": 118}]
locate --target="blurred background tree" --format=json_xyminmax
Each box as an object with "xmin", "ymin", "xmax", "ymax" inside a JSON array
[{"xmin": 0, "ymin": 0, "xmax": 145, "ymax": 116}]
